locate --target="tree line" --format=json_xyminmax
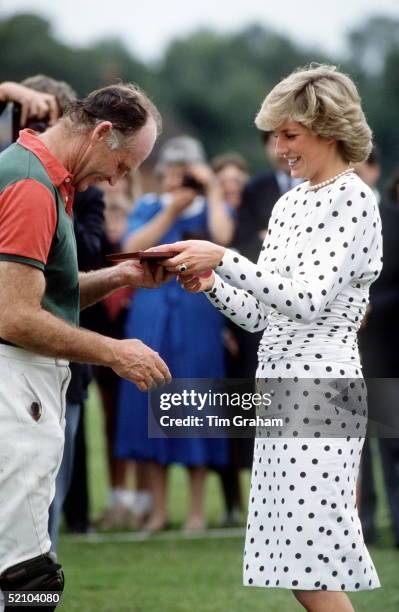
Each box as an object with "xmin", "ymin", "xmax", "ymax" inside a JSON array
[{"xmin": 1, "ymin": 13, "xmax": 399, "ymax": 179}]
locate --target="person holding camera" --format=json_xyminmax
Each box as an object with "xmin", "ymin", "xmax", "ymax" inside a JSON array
[
  {"xmin": 115, "ymin": 135, "xmax": 232, "ymax": 532},
  {"xmin": 0, "ymin": 81, "xmax": 58, "ymax": 132}
]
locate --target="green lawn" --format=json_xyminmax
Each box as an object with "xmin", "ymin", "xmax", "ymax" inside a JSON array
[{"xmin": 57, "ymin": 384, "xmax": 399, "ymax": 611}]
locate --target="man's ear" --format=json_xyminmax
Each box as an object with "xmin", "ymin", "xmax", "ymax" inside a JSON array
[{"xmin": 91, "ymin": 121, "xmax": 113, "ymax": 143}]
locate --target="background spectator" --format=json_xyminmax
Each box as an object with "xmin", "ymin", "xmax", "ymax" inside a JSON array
[
  {"xmin": 210, "ymin": 152, "xmax": 251, "ymax": 526},
  {"xmin": 358, "ymin": 163, "xmax": 399, "ymax": 546},
  {"xmin": 91, "ymin": 188, "xmax": 153, "ymax": 529},
  {"xmin": 115, "ymin": 135, "xmax": 230, "ymax": 532},
  {"xmin": 356, "ymin": 145, "xmax": 382, "ymax": 204},
  {"xmin": 229, "ymin": 131, "xmax": 300, "ymax": 382}
]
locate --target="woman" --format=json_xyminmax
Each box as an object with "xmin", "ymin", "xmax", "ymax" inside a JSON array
[
  {"xmin": 157, "ymin": 65, "xmax": 382, "ymax": 610},
  {"xmin": 115, "ymin": 136, "xmax": 231, "ymax": 532}
]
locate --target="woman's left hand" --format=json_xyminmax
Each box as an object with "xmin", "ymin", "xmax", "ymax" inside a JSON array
[
  {"xmin": 178, "ymin": 271, "xmax": 215, "ymax": 293},
  {"xmin": 147, "ymin": 240, "xmax": 226, "ymax": 276}
]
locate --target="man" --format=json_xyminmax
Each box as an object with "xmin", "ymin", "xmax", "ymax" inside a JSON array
[
  {"xmin": 233, "ymin": 130, "xmax": 294, "ymax": 263},
  {"xmin": 19, "ymin": 74, "xmax": 105, "ymax": 548},
  {"xmin": 231, "ymin": 131, "xmax": 297, "ymax": 379},
  {"xmin": 358, "ymin": 149, "xmax": 399, "ymax": 546},
  {"xmin": 0, "ymin": 83, "xmax": 171, "ymax": 610},
  {"xmin": 356, "ymin": 145, "xmax": 381, "ymax": 205}
]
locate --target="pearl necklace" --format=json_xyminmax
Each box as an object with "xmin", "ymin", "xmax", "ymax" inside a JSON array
[{"xmin": 307, "ymin": 168, "xmax": 354, "ymax": 192}]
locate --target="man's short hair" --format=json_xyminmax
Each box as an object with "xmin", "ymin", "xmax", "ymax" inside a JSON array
[{"xmin": 63, "ymin": 83, "xmax": 162, "ymax": 141}]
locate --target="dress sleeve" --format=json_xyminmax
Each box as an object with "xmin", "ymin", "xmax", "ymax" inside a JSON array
[
  {"xmin": 205, "ymin": 273, "xmax": 270, "ymax": 333},
  {"xmin": 215, "ymin": 181, "xmax": 381, "ymax": 324}
]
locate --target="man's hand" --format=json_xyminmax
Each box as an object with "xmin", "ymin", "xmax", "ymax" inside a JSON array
[
  {"xmin": 110, "ymin": 339, "xmax": 172, "ymax": 391},
  {"xmin": 79, "ymin": 261, "xmax": 176, "ymax": 309},
  {"xmin": 114, "ymin": 260, "xmax": 175, "ymax": 288},
  {"xmin": 0, "ymin": 82, "xmax": 58, "ymax": 126},
  {"xmin": 0, "ymin": 261, "xmax": 171, "ymax": 392}
]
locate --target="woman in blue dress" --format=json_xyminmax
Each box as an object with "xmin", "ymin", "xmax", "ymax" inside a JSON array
[{"xmin": 115, "ymin": 136, "xmax": 234, "ymax": 531}]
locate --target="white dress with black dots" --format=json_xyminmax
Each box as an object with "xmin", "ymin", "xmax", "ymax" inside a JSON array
[{"xmin": 205, "ymin": 172, "xmax": 382, "ymax": 591}]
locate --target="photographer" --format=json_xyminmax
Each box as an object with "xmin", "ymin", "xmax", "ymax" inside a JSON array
[{"xmin": 0, "ymin": 81, "xmax": 58, "ymax": 134}]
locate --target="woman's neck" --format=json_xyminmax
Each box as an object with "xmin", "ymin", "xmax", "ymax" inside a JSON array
[{"xmin": 309, "ymin": 160, "xmax": 350, "ymax": 187}]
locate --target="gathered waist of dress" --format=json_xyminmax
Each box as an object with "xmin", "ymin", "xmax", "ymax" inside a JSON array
[{"xmin": 257, "ymin": 314, "xmax": 361, "ymax": 365}]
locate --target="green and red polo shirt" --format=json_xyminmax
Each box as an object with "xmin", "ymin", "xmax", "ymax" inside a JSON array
[{"xmin": 0, "ymin": 129, "xmax": 80, "ymax": 341}]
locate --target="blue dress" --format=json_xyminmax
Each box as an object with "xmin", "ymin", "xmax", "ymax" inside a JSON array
[{"xmin": 115, "ymin": 193, "xmax": 228, "ymax": 467}]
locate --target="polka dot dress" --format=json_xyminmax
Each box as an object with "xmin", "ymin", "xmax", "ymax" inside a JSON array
[{"xmin": 205, "ymin": 172, "xmax": 382, "ymax": 591}]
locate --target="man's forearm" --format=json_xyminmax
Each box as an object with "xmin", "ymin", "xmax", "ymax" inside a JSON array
[
  {"xmin": 0, "ymin": 261, "xmax": 172, "ymax": 391},
  {"xmin": 79, "ymin": 267, "xmax": 123, "ymax": 309},
  {"xmin": 2, "ymin": 305, "xmax": 119, "ymax": 367}
]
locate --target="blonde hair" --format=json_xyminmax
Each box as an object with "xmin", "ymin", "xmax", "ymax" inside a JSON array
[{"xmin": 255, "ymin": 64, "xmax": 372, "ymax": 163}]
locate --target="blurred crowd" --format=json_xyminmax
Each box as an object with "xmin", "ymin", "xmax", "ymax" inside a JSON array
[{"xmin": 1, "ymin": 76, "xmax": 399, "ymax": 549}]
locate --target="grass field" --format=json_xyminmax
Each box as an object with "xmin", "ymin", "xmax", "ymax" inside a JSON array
[{"xmin": 57, "ymin": 384, "xmax": 399, "ymax": 611}]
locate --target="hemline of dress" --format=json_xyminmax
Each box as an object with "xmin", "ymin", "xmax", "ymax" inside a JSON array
[{"xmin": 243, "ymin": 579, "xmax": 381, "ymax": 591}]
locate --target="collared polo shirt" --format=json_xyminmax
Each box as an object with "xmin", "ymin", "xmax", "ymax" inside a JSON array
[{"xmin": 0, "ymin": 129, "xmax": 80, "ymax": 340}]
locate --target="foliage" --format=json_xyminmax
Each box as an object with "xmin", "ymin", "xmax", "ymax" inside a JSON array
[
  {"xmin": 1, "ymin": 13, "xmax": 399, "ymax": 178},
  {"xmin": 0, "ymin": 14, "xmax": 150, "ymax": 95}
]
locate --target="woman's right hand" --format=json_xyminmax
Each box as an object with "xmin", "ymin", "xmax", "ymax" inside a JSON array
[{"xmin": 178, "ymin": 270, "xmax": 215, "ymax": 293}]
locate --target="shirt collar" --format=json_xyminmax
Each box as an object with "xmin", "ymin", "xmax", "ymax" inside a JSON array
[{"xmin": 17, "ymin": 129, "xmax": 73, "ymax": 188}]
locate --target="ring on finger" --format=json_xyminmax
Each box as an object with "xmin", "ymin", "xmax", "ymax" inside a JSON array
[{"xmin": 178, "ymin": 262, "xmax": 188, "ymax": 273}]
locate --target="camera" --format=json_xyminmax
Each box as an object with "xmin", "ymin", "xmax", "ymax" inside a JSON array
[
  {"xmin": 12, "ymin": 102, "xmax": 49, "ymax": 142},
  {"xmin": 181, "ymin": 173, "xmax": 205, "ymax": 195}
]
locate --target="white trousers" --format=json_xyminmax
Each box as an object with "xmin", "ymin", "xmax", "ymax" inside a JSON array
[{"xmin": 0, "ymin": 345, "xmax": 70, "ymax": 598}]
